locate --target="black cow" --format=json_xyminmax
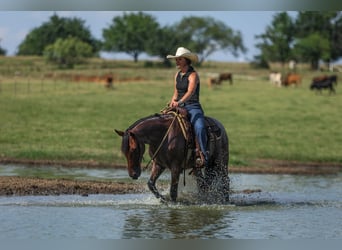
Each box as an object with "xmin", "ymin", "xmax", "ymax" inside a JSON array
[
  {"xmin": 313, "ymin": 74, "xmax": 338, "ymax": 85},
  {"xmin": 328, "ymin": 75, "xmax": 338, "ymax": 85},
  {"xmin": 310, "ymin": 78, "xmax": 336, "ymax": 94}
]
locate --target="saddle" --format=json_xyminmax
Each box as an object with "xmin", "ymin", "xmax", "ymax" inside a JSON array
[{"xmin": 162, "ymin": 106, "xmax": 222, "ymax": 168}]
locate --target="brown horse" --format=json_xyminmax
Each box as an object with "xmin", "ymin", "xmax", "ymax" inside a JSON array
[{"xmin": 115, "ymin": 110, "xmax": 230, "ymax": 203}]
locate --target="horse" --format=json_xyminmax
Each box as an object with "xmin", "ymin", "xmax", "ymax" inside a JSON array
[{"xmin": 115, "ymin": 109, "xmax": 230, "ymax": 203}]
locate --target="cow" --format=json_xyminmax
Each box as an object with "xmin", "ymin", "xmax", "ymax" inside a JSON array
[
  {"xmin": 218, "ymin": 73, "xmax": 233, "ymax": 85},
  {"xmin": 105, "ymin": 75, "xmax": 113, "ymax": 89},
  {"xmin": 207, "ymin": 77, "xmax": 220, "ymax": 88},
  {"xmin": 313, "ymin": 74, "xmax": 338, "ymax": 85},
  {"xmin": 313, "ymin": 75, "xmax": 328, "ymax": 83},
  {"xmin": 269, "ymin": 71, "xmax": 282, "ymax": 87},
  {"xmin": 328, "ymin": 75, "xmax": 338, "ymax": 85},
  {"xmin": 310, "ymin": 78, "xmax": 336, "ymax": 94},
  {"xmin": 282, "ymin": 73, "xmax": 301, "ymax": 86}
]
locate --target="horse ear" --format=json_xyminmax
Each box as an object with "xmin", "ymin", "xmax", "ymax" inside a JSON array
[
  {"xmin": 128, "ymin": 132, "xmax": 137, "ymax": 148},
  {"xmin": 114, "ymin": 129, "xmax": 124, "ymax": 137}
]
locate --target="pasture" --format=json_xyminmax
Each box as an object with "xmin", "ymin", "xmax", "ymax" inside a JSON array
[{"xmin": 0, "ymin": 56, "xmax": 341, "ymax": 167}]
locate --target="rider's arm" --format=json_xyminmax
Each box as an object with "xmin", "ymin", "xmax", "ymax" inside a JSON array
[{"xmin": 170, "ymin": 73, "xmax": 179, "ymax": 107}]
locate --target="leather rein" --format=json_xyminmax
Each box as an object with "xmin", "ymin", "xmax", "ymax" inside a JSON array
[{"xmin": 143, "ymin": 109, "xmax": 188, "ymax": 171}]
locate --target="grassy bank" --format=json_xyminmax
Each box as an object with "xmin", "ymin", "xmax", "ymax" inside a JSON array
[{"xmin": 0, "ymin": 56, "xmax": 341, "ymax": 167}]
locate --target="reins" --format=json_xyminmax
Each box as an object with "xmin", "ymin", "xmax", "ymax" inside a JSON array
[{"xmin": 143, "ymin": 109, "xmax": 188, "ymax": 171}]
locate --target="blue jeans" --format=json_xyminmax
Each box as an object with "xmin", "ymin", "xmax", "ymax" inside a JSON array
[{"xmin": 185, "ymin": 103, "xmax": 208, "ymax": 160}]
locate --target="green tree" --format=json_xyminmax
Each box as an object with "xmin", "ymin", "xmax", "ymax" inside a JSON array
[
  {"xmin": 17, "ymin": 13, "xmax": 100, "ymax": 56},
  {"xmin": 293, "ymin": 33, "xmax": 330, "ymax": 70},
  {"xmin": 102, "ymin": 12, "xmax": 159, "ymax": 62},
  {"xmin": 145, "ymin": 25, "xmax": 190, "ymax": 67},
  {"xmin": 294, "ymin": 11, "xmax": 342, "ymax": 68},
  {"xmin": 294, "ymin": 11, "xmax": 336, "ymax": 38},
  {"xmin": 175, "ymin": 16, "xmax": 246, "ymax": 64},
  {"xmin": 44, "ymin": 37, "xmax": 93, "ymax": 68},
  {"xmin": 0, "ymin": 39, "xmax": 6, "ymax": 55},
  {"xmin": 330, "ymin": 12, "xmax": 342, "ymax": 62},
  {"xmin": 254, "ymin": 12, "xmax": 295, "ymax": 67}
]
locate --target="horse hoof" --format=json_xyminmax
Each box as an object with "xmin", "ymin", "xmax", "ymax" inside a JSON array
[{"xmin": 159, "ymin": 196, "xmax": 167, "ymax": 203}]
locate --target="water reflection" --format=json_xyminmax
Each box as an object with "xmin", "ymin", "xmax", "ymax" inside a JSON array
[{"xmin": 122, "ymin": 206, "xmax": 233, "ymax": 239}]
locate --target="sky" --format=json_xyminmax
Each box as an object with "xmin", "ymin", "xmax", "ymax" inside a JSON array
[{"xmin": 0, "ymin": 11, "xmax": 286, "ymax": 62}]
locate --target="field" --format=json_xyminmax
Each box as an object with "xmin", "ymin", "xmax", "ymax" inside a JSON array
[{"xmin": 0, "ymin": 56, "xmax": 341, "ymax": 169}]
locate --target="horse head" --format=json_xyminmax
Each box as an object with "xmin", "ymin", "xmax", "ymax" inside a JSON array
[{"xmin": 115, "ymin": 129, "xmax": 145, "ymax": 180}]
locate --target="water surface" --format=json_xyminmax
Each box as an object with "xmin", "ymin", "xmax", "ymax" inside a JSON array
[{"xmin": 0, "ymin": 164, "xmax": 341, "ymax": 239}]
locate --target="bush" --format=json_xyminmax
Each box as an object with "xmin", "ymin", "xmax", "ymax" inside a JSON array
[{"xmin": 44, "ymin": 37, "xmax": 93, "ymax": 69}]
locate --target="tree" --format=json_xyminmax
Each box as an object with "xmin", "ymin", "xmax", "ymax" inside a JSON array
[
  {"xmin": 294, "ymin": 11, "xmax": 336, "ymax": 38},
  {"xmin": 330, "ymin": 12, "xmax": 342, "ymax": 62},
  {"xmin": 44, "ymin": 37, "xmax": 93, "ymax": 68},
  {"xmin": 294, "ymin": 11, "xmax": 342, "ymax": 68},
  {"xmin": 293, "ymin": 33, "xmax": 330, "ymax": 70},
  {"xmin": 0, "ymin": 39, "xmax": 6, "ymax": 55},
  {"xmin": 174, "ymin": 16, "xmax": 246, "ymax": 64},
  {"xmin": 254, "ymin": 12, "xmax": 295, "ymax": 67},
  {"xmin": 17, "ymin": 13, "xmax": 100, "ymax": 56},
  {"xmin": 145, "ymin": 25, "xmax": 190, "ymax": 67},
  {"xmin": 102, "ymin": 12, "xmax": 159, "ymax": 62}
]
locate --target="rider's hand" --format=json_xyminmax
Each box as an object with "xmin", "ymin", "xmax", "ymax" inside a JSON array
[{"xmin": 170, "ymin": 100, "xmax": 178, "ymax": 107}]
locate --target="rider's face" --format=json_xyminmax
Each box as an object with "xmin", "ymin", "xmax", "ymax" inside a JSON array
[{"xmin": 176, "ymin": 57, "xmax": 187, "ymax": 69}]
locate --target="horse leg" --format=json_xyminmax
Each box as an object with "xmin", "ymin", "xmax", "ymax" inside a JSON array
[
  {"xmin": 147, "ymin": 162, "xmax": 165, "ymax": 202},
  {"xmin": 192, "ymin": 168, "xmax": 209, "ymax": 193},
  {"xmin": 169, "ymin": 168, "xmax": 182, "ymax": 202}
]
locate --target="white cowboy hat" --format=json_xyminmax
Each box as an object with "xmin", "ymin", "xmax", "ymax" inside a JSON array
[{"xmin": 166, "ymin": 47, "xmax": 198, "ymax": 63}]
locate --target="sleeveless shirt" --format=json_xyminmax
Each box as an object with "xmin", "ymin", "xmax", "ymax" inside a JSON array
[{"xmin": 176, "ymin": 66, "xmax": 200, "ymax": 105}]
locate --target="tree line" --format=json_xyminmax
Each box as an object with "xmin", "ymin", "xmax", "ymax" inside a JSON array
[
  {"xmin": 254, "ymin": 11, "xmax": 342, "ymax": 70},
  {"xmin": 0, "ymin": 11, "xmax": 341, "ymax": 70}
]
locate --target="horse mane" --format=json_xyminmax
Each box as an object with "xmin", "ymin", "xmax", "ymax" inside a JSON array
[
  {"xmin": 125, "ymin": 113, "xmax": 163, "ymax": 131},
  {"xmin": 122, "ymin": 113, "xmax": 171, "ymax": 153}
]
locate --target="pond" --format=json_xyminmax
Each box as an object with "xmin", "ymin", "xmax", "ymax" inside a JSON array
[{"xmin": 0, "ymin": 164, "xmax": 341, "ymax": 239}]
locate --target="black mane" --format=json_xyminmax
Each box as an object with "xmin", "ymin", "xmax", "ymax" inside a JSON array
[
  {"xmin": 122, "ymin": 113, "xmax": 168, "ymax": 153},
  {"xmin": 125, "ymin": 113, "xmax": 174, "ymax": 132}
]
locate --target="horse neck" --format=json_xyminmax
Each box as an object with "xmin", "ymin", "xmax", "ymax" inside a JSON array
[{"xmin": 130, "ymin": 115, "xmax": 171, "ymax": 144}]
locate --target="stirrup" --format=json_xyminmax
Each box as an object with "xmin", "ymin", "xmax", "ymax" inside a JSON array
[
  {"xmin": 196, "ymin": 157, "xmax": 204, "ymax": 168},
  {"xmin": 195, "ymin": 150, "xmax": 206, "ymax": 168}
]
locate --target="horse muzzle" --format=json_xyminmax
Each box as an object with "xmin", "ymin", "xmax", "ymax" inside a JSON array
[
  {"xmin": 129, "ymin": 168, "xmax": 141, "ymax": 180},
  {"xmin": 131, "ymin": 174, "xmax": 139, "ymax": 180}
]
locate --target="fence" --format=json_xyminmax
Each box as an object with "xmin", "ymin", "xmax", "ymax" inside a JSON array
[{"xmin": 0, "ymin": 72, "xmax": 114, "ymax": 95}]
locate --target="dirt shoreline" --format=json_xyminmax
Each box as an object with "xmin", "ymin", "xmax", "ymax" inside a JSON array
[
  {"xmin": 0, "ymin": 157, "xmax": 341, "ymax": 197},
  {"xmin": 0, "ymin": 176, "xmax": 147, "ymax": 196}
]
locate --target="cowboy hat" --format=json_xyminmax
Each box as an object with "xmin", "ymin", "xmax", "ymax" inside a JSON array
[{"xmin": 166, "ymin": 47, "xmax": 198, "ymax": 63}]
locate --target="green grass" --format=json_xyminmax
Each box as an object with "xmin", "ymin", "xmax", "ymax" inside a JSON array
[
  {"xmin": 0, "ymin": 57, "xmax": 341, "ymax": 167},
  {"xmin": 205, "ymin": 80, "xmax": 342, "ymax": 164}
]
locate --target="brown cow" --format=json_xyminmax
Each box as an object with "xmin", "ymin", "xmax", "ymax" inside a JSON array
[
  {"xmin": 105, "ymin": 75, "xmax": 113, "ymax": 89},
  {"xmin": 218, "ymin": 73, "xmax": 233, "ymax": 84},
  {"xmin": 207, "ymin": 77, "xmax": 220, "ymax": 88},
  {"xmin": 282, "ymin": 73, "xmax": 301, "ymax": 86}
]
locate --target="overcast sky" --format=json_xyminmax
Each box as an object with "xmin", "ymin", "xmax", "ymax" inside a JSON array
[{"xmin": 0, "ymin": 11, "xmax": 290, "ymax": 62}]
